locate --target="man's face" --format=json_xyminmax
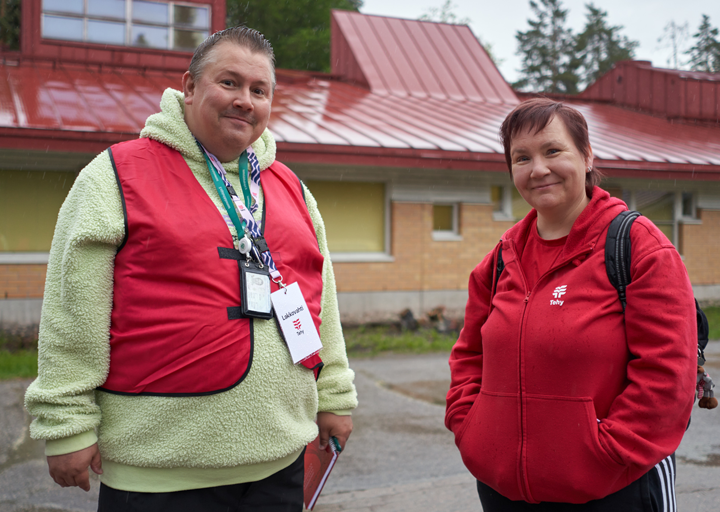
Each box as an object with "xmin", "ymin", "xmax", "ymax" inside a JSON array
[{"xmin": 183, "ymin": 42, "xmax": 274, "ymax": 162}]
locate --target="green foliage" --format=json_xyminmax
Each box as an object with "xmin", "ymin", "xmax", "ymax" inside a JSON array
[
  {"xmin": 0, "ymin": 350, "xmax": 38, "ymax": 380},
  {"xmin": 686, "ymin": 14, "xmax": 720, "ymax": 72},
  {"xmin": 573, "ymin": 3, "xmax": 637, "ymax": 89},
  {"xmin": 514, "ymin": 0, "xmax": 578, "ymax": 94},
  {"xmin": 704, "ymin": 306, "xmax": 720, "ymax": 341},
  {"xmin": 0, "ymin": 0, "xmax": 21, "ymax": 51},
  {"xmin": 226, "ymin": 0, "xmax": 362, "ymax": 72},
  {"xmin": 344, "ymin": 326, "xmax": 457, "ymax": 357}
]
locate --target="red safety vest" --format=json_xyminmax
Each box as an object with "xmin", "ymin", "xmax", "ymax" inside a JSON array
[{"xmin": 99, "ymin": 138, "xmax": 324, "ymax": 395}]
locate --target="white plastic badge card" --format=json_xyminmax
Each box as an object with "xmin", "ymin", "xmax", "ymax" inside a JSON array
[{"xmin": 271, "ymin": 282, "xmax": 323, "ymax": 364}]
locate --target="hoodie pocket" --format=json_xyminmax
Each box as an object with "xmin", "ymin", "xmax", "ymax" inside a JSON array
[
  {"xmin": 458, "ymin": 391, "xmax": 524, "ymax": 501},
  {"xmin": 524, "ymin": 395, "xmax": 626, "ymax": 504}
]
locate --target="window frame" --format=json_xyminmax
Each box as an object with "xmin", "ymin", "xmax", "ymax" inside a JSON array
[
  {"xmin": 311, "ymin": 181, "xmax": 394, "ymax": 263},
  {"xmin": 624, "ymin": 189, "xmax": 701, "ymax": 253},
  {"xmin": 432, "ymin": 203, "xmax": 462, "ymax": 242},
  {"xmin": 40, "ymin": 0, "xmax": 211, "ymax": 52}
]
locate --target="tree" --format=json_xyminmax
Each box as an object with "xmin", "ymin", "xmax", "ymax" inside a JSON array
[
  {"xmin": 419, "ymin": 0, "xmax": 470, "ymax": 25},
  {"xmin": 226, "ymin": 0, "xmax": 362, "ymax": 72},
  {"xmin": 514, "ymin": 0, "xmax": 578, "ymax": 94},
  {"xmin": 574, "ymin": 3, "xmax": 638, "ymax": 89},
  {"xmin": 657, "ymin": 20, "xmax": 689, "ymax": 69},
  {"xmin": 418, "ymin": 1, "xmax": 503, "ymax": 67},
  {"xmin": 686, "ymin": 14, "xmax": 720, "ymax": 72},
  {"xmin": 0, "ymin": 0, "xmax": 21, "ymax": 51}
]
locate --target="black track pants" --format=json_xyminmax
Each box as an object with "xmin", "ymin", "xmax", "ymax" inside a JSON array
[
  {"xmin": 477, "ymin": 454, "xmax": 677, "ymax": 512},
  {"xmin": 97, "ymin": 449, "xmax": 305, "ymax": 512}
]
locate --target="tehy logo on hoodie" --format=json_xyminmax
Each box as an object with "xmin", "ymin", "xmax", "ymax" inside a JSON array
[{"xmin": 550, "ymin": 285, "xmax": 567, "ymax": 306}]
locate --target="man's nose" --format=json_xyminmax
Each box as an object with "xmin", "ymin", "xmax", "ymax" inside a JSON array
[{"xmin": 233, "ymin": 88, "xmax": 254, "ymax": 110}]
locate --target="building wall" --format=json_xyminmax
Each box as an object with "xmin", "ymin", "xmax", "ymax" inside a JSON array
[
  {"xmin": 0, "ymin": 264, "xmax": 46, "ymax": 300},
  {"xmin": 682, "ymin": 209, "xmax": 720, "ymax": 285}
]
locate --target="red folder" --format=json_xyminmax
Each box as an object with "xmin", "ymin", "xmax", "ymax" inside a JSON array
[{"xmin": 303, "ymin": 436, "xmax": 340, "ymax": 510}]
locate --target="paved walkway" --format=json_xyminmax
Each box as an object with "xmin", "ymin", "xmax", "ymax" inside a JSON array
[{"xmin": 1, "ymin": 346, "xmax": 720, "ymax": 511}]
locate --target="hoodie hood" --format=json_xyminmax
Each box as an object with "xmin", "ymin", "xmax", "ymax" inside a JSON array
[
  {"xmin": 139, "ymin": 88, "xmax": 277, "ymax": 172},
  {"xmin": 502, "ymin": 187, "xmax": 628, "ymax": 260}
]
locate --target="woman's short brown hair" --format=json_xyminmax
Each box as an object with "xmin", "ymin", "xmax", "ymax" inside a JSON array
[{"xmin": 499, "ymin": 98, "xmax": 602, "ymax": 196}]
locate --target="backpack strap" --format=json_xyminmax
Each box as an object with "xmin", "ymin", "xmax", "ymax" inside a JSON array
[{"xmin": 605, "ymin": 210, "xmax": 641, "ymax": 311}]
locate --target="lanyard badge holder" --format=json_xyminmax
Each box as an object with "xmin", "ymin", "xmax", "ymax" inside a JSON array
[
  {"xmin": 199, "ymin": 141, "xmax": 323, "ymax": 362},
  {"xmin": 237, "ymin": 236, "xmax": 273, "ymax": 320}
]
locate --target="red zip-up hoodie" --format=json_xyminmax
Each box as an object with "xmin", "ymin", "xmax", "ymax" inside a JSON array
[{"xmin": 445, "ymin": 188, "xmax": 696, "ymax": 504}]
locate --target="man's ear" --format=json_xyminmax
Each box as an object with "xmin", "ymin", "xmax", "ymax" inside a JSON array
[{"xmin": 182, "ymin": 72, "xmax": 195, "ymax": 105}]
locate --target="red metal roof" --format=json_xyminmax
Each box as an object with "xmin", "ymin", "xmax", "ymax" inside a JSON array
[
  {"xmin": 581, "ymin": 60, "xmax": 720, "ymax": 124},
  {"xmin": 2, "ymin": 60, "xmax": 720, "ymax": 179},
  {"xmin": 330, "ymin": 10, "xmax": 516, "ymax": 104},
  {"xmin": 1, "ymin": 12, "xmax": 719, "ymax": 180}
]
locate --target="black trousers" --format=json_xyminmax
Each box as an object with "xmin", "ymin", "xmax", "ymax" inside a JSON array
[
  {"xmin": 97, "ymin": 449, "xmax": 305, "ymax": 512},
  {"xmin": 477, "ymin": 454, "xmax": 677, "ymax": 512}
]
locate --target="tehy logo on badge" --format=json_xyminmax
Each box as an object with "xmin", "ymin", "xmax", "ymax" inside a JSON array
[
  {"xmin": 550, "ymin": 285, "xmax": 567, "ymax": 306},
  {"xmin": 293, "ymin": 318, "xmax": 302, "ymax": 330}
]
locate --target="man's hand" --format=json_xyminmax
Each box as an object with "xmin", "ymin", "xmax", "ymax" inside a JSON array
[
  {"xmin": 47, "ymin": 443, "xmax": 103, "ymax": 492},
  {"xmin": 317, "ymin": 412, "xmax": 353, "ymax": 451}
]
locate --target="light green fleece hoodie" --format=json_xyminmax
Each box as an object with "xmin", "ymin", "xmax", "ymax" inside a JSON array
[{"xmin": 24, "ymin": 88, "xmax": 357, "ymax": 492}]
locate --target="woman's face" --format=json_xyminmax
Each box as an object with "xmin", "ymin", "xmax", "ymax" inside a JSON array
[{"xmin": 510, "ymin": 116, "xmax": 592, "ymax": 219}]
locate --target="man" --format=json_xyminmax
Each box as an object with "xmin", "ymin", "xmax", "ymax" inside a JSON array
[{"xmin": 25, "ymin": 27, "xmax": 357, "ymax": 511}]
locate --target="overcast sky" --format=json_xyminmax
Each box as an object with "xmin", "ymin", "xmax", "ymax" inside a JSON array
[{"xmin": 359, "ymin": 0, "xmax": 720, "ymax": 84}]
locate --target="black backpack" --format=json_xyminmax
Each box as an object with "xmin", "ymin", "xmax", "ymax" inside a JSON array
[{"xmin": 605, "ymin": 211, "xmax": 710, "ymax": 368}]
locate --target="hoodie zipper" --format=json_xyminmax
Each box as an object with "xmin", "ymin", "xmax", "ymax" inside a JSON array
[{"xmin": 514, "ymin": 243, "xmax": 594, "ymax": 502}]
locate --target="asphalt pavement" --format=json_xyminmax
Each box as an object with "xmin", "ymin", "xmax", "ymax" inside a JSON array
[{"xmin": 1, "ymin": 345, "xmax": 719, "ymax": 512}]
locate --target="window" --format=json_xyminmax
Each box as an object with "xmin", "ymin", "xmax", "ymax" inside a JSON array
[
  {"xmin": 304, "ymin": 181, "xmax": 390, "ymax": 261},
  {"xmin": 491, "ymin": 185, "xmax": 532, "ymax": 221},
  {"xmin": 41, "ymin": 0, "xmax": 210, "ymax": 51},
  {"xmin": 622, "ymin": 189, "xmax": 699, "ymax": 254},
  {"xmin": 432, "ymin": 204, "xmax": 461, "ymax": 241}
]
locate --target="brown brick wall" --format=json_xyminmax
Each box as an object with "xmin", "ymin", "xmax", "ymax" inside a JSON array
[
  {"xmin": 0, "ymin": 265, "xmax": 47, "ymax": 299},
  {"xmin": 333, "ymin": 202, "xmax": 513, "ymax": 293},
  {"xmin": 681, "ymin": 209, "xmax": 720, "ymax": 285}
]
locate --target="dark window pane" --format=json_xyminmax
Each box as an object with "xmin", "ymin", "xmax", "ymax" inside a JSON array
[
  {"xmin": 174, "ymin": 6, "xmax": 208, "ymax": 28},
  {"xmin": 42, "ymin": 15, "xmax": 84, "ymax": 41},
  {"xmin": 43, "ymin": 0, "xmax": 83, "ymax": 15},
  {"xmin": 173, "ymin": 29, "xmax": 207, "ymax": 51},
  {"xmin": 88, "ymin": 20, "xmax": 126, "ymax": 45},
  {"xmin": 88, "ymin": 0, "xmax": 126, "ymax": 19},
  {"xmin": 132, "ymin": 24, "xmax": 168, "ymax": 48},
  {"xmin": 133, "ymin": 1, "xmax": 168, "ymax": 24},
  {"xmin": 682, "ymin": 192, "xmax": 694, "ymax": 217}
]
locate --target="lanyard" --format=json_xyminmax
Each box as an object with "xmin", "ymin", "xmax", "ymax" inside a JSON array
[{"xmin": 197, "ymin": 141, "xmax": 283, "ymax": 283}]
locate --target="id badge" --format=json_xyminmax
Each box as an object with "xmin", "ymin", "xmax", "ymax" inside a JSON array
[
  {"xmin": 240, "ymin": 261, "xmax": 273, "ymax": 320},
  {"xmin": 271, "ymin": 282, "xmax": 323, "ymax": 364}
]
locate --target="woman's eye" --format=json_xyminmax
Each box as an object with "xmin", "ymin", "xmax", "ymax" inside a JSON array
[
  {"xmin": 515, "ymin": 155, "xmax": 529, "ymax": 163},
  {"xmin": 547, "ymin": 148, "xmax": 560, "ymax": 155},
  {"xmin": 221, "ymin": 80, "xmax": 234, "ymax": 86}
]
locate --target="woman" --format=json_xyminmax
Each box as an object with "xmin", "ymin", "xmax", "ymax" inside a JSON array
[{"xmin": 445, "ymin": 98, "xmax": 696, "ymax": 510}]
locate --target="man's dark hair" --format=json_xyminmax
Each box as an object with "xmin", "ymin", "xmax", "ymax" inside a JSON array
[
  {"xmin": 499, "ymin": 97, "xmax": 602, "ymax": 197},
  {"xmin": 188, "ymin": 26, "xmax": 276, "ymax": 84}
]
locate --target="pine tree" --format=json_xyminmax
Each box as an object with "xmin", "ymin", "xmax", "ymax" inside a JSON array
[
  {"xmin": 0, "ymin": 0, "xmax": 21, "ymax": 51},
  {"xmin": 686, "ymin": 14, "xmax": 720, "ymax": 72},
  {"xmin": 514, "ymin": 0, "xmax": 578, "ymax": 94},
  {"xmin": 574, "ymin": 3, "xmax": 638, "ymax": 89}
]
